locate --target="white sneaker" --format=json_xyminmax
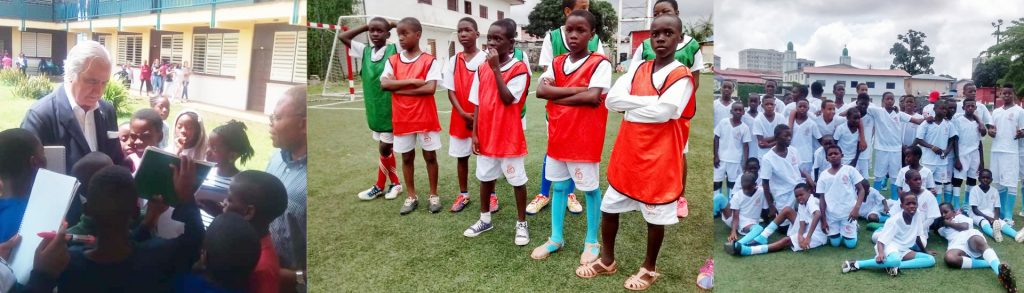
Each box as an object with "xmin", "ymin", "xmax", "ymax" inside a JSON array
[
  {"xmin": 994, "ymin": 220, "xmax": 1005, "ymax": 242},
  {"xmin": 357, "ymin": 186, "xmax": 383, "ymax": 200},
  {"xmin": 841, "ymin": 260, "xmax": 857, "ymax": 273},
  {"xmin": 514, "ymin": 221, "xmax": 530, "ymax": 246},
  {"xmin": 385, "ymin": 184, "xmax": 403, "ymax": 200},
  {"xmin": 1017, "ymin": 227, "xmax": 1024, "ymax": 243}
]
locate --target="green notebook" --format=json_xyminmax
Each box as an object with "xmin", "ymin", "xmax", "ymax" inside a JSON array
[{"xmin": 135, "ymin": 146, "xmax": 215, "ymax": 206}]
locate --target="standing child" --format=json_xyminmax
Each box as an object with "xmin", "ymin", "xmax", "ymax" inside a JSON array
[
  {"xmin": 787, "ymin": 98, "xmax": 822, "ymax": 174},
  {"xmin": 915, "ymin": 99, "xmax": 958, "ymax": 206},
  {"xmin": 461, "ymin": 19, "xmax": 533, "ymax": 246},
  {"xmin": 124, "ymin": 109, "xmax": 166, "ymax": 172},
  {"xmin": 834, "ymin": 94, "xmax": 868, "ymax": 176},
  {"xmin": 952, "ymin": 98, "xmax": 987, "ymax": 210},
  {"xmin": 969, "ymin": 169, "xmax": 1024, "ymax": 243},
  {"xmin": 574, "ymin": 15, "xmax": 691, "ymax": 291},
  {"xmin": 761, "ymin": 125, "xmax": 813, "ymax": 219},
  {"xmin": 842, "ymin": 191, "xmax": 933, "ymax": 276},
  {"xmin": 752, "ymin": 95, "xmax": 782, "ymax": 159},
  {"xmin": 714, "ymin": 80, "xmax": 737, "ymax": 128},
  {"xmin": 197, "ymin": 120, "xmax": 255, "ymax": 227},
  {"xmin": 937, "ymin": 203, "xmax": 1016, "ymax": 291},
  {"xmin": 742, "ymin": 94, "xmax": 761, "ymax": 159},
  {"xmin": 714, "ymin": 103, "xmax": 750, "ymax": 215},
  {"xmin": 814, "ymin": 99, "xmax": 843, "ymax": 137},
  {"xmin": 989, "ymin": 84, "xmax": 1024, "ymax": 223},
  {"xmin": 817, "ymin": 145, "xmax": 867, "ymax": 248},
  {"xmin": 728, "ymin": 183, "xmax": 827, "ymax": 256},
  {"xmin": 151, "ymin": 96, "xmax": 171, "ymax": 149},
  {"xmin": 442, "ymin": 17, "xmax": 484, "ymax": 212},
  {"xmin": 863, "ymin": 92, "xmax": 924, "ymax": 200},
  {"xmin": 380, "ymin": 17, "xmax": 444, "ymax": 214},
  {"xmin": 531, "ymin": 10, "xmax": 611, "ymax": 264},
  {"xmin": 339, "ymin": 17, "xmax": 404, "ymax": 201}
]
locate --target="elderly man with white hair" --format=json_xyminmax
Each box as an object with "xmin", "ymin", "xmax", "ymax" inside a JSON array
[{"xmin": 20, "ymin": 41, "xmax": 124, "ymax": 225}]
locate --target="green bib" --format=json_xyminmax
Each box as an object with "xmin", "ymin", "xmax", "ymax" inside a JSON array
[
  {"xmin": 360, "ymin": 44, "xmax": 398, "ymax": 132},
  {"xmin": 513, "ymin": 47, "xmax": 528, "ymax": 118},
  {"xmin": 549, "ymin": 27, "xmax": 600, "ymax": 57},
  {"xmin": 640, "ymin": 37, "xmax": 701, "ymax": 68}
]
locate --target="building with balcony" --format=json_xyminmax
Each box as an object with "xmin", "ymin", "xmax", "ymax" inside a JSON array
[{"xmin": 0, "ymin": 0, "xmax": 307, "ymax": 113}]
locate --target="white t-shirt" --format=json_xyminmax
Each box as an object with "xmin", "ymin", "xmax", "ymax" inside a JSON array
[
  {"xmin": 380, "ymin": 51, "xmax": 443, "ymax": 83},
  {"xmin": 797, "ymin": 196, "xmax": 822, "ymax": 228},
  {"xmin": 914, "ymin": 120, "xmax": 957, "ymax": 166},
  {"xmin": 895, "ymin": 166, "xmax": 937, "ymax": 192},
  {"xmin": 861, "ymin": 187, "xmax": 886, "ymax": 215},
  {"xmin": 832, "ymin": 122, "xmax": 861, "ymax": 164},
  {"xmin": 715, "ymin": 119, "xmax": 752, "ymax": 164},
  {"xmin": 952, "ymin": 100, "xmax": 993, "ymax": 125},
  {"xmin": 969, "ymin": 185, "xmax": 1000, "ymax": 219},
  {"xmin": 441, "ymin": 51, "xmax": 486, "ymax": 91},
  {"xmin": 348, "ymin": 40, "xmax": 390, "ymax": 62},
  {"xmin": 782, "ymin": 101, "xmax": 821, "ymax": 122},
  {"xmin": 752, "ymin": 113, "xmax": 783, "ymax": 158},
  {"xmin": 468, "ymin": 59, "xmax": 528, "ymax": 105},
  {"xmin": 937, "ymin": 214, "xmax": 973, "ymax": 242},
  {"xmin": 606, "ymin": 60, "xmax": 693, "ymax": 123},
  {"xmin": 813, "ymin": 147, "xmax": 829, "ymax": 174},
  {"xmin": 867, "ymin": 106, "xmax": 911, "ymax": 152},
  {"xmin": 814, "ymin": 115, "xmax": 845, "ymax": 136},
  {"xmin": 791, "ymin": 119, "xmax": 822, "ymax": 164},
  {"xmin": 902, "ymin": 112, "xmax": 923, "ymax": 146},
  {"xmin": 952, "ymin": 116, "xmax": 984, "ymax": 155},
  {"xmin": 877, "ymin": 206, "xmax": 926, "ymax": 253},
  {"xmin": 990, "ymin": 106, "xmax": 1024, "ymax": 154},
  {"xmin": 901, "ymin": 189, "xmax": 941, "ymax": 226},
  {"xmin": 713, "ymin": 99, "xmax": 739, "ymax": 128},
  {"xmin": 742, "ymin": 112, "xmax": 760, "ymax": 158},
  {"xmin": 539, "ymin": 54, "xmax": 612, "ymax": 94},
  {"xmin": 817, "ymin": 165, "xmax": 865, "ymax": 219},
  {"xmin": 539, "ymin": 26, "xmax": 606, "ymax": 69},
  {"xmin": 729, "ymin": 187, "xmax": 765, "ymax": 221},
  {"xmin": 760, "ymin": 146, "xmax": 803, "ymax": 196}
]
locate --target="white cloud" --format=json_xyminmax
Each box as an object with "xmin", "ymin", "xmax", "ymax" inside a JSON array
[{"xmin": 716, "ymin": 0, "xmax": 1024, "ymax": 78}]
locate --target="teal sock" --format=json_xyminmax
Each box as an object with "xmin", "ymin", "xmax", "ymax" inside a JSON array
[
  {"xmin": 985, "ymin": 249, "xmax": 1001, "ymax": 274},
  {"xmin": 829, "ymin": 235, "xmax": 842, "ymax": 247},
  {"xmin": 982, "ymin": 222, "xmax": 996, "ymax": 238},
  {"xmin": 969, "ymin": 257, "xmax": 990, "ymax": 269},
  {"xmin": 713, "ymin": 190, "xmax": 727, "ymax": 216},
  {"xmin": 584, "ymin": 189, "xmax": 602, "ymax": 245},
  {"xmin": 1007, "ymin": 191, "xmax": 1018, "ymax": 221},
  {"xmin": 753, "ymin": 221, "xmax": 778, "ymax": 244},
  {"xmin": 1002, "ymin": 223, "xmax": 1018, "ymax": 238},
  {"xmin": 738, "ymin": 225, "xmax": 765, "ymax": 245},
  {"xmin": 999, "ymin": 187, "xmax": 1009, "ymax": 219},
  {"xmin": 548, "ymin": 180, "xmax": 570, "ymax": 247},
  {"xmin": 842, "ymin": 236, "xmax": 857, "ymax": 249},
  {"xmin": 878, "ymin": 214, "xmax": 890, "ymax": 223},
  {"xmin": 873, "ymin": 178, "xmax": 885, "ymax": 191},
  {"xmin": 899, "ymin": 253, "xmax": 936, "ymax": 269},
  {"xmin": 856, "ymin": 252, "xmax": 901, "ymax": 269}
]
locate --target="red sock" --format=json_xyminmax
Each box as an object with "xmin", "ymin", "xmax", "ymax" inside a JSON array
[
  {"xmin": 385, "ymin": 154, "xmax": 400, "ymax": 184},
  {"xmin": 375, "ymin": 156, "xmax": 387, "ymax": 189}
]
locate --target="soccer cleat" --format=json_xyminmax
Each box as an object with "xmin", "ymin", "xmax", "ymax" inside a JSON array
[
  {"xmin": 490, "ymin": 193, "xmax": 500, "ymax": 213},
  {"xmin": 357, "ymin": 186, "xmax": 383, "ymax": 200},
  {"xmin": 514, "ymin": 221, "xmax": 530, "ymax": 246},
  {"xmin": 723, "ymin": 241, "xmax": 737, "ymax": 256},
  {"xmin": 525, "ymin": 194, "xmax": 550, "ymax": 215},
  {"xmin": 463, "ymin": 220, "xmax": 493, "ymax": 237},
  {"xmin": 399, "ymin": 197, "xmax": 418, "ymax": 215},
  {"xmin": 886, "ymin": 267, "xmax": 899, "ymax": 277},
  {"xmin": 696, "ymin": 258, "xmax": 714, "ymax": 290},
  {"xmin": 1000, "ymin": 263, "xmax": 1017, "ymax": 293},
  {"xmin": 384, "ymin": 184, "xmax": 403, "ymax": 200},
  {"xmin": 994, "ymin": 220, "xmax": 1005, "ymax": 243},
  {"xmin": 450, "ymin": 193, "xmax": 471, "ymax": 213},
  {"xmin": 841, "ymin": 260, "xmax": 858, "ymax": 273},
  {"xmin": 567, "ymin": 194, "xmax": 583, "ymax": 214},
  {"xmin": 428, "ymin": 195, "xmax": 442, "ymax": 213},
  {"xmin": 677, "ymin": 197, "xmax": 689, "ymax": 218}
]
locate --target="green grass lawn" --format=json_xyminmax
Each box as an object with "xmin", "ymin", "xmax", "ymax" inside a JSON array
[
  {"xmin": 0, "ymin": 84, "xmax": 273, "ymax": 171},
  {"xmin": 308, "ymin": 73, "xmax": 714, "ymax": 292},
  {"xmin": 713, "ymin": 133, "xmax": 1024, "ymax": 291}
]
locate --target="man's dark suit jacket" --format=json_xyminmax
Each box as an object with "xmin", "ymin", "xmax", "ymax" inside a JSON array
[{"xmin": 21, "ymin": 84, "xmax": 125, "ymax": 225}]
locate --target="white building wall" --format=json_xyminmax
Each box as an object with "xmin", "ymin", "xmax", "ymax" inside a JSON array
[{"xmin": 805, "ymin": 73, "xmax": 907, "ymax": 102}]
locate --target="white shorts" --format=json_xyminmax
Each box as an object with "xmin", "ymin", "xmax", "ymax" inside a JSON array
[
  {"xmin": 946, "ymin": 229, "xmax": 985, "ymax": 258},
  {"xmin": 953, "ymin": 150, "xmax": 981, "ymax": 180},
  {"xmin": 713, "ymin": 162, "xmax": 742, "ymax": 183},
  {"xmin": 544, "ymin": 157, "xmax": 600, "ymax": 191},
  {"xmin": 448, "ymin": 137, "xmax": 472, "ymax": 158},
  {"xmin": 971, "ymin": 213, "xmax": 997, "ymax": 227},
  {"xmin": 825, "ymin": 215, "xmax": 859, "ymax": 238},
  {"xmin": 923, "ymin": 163, "xmax": 950, "ymax": 184},
  {"xmin": 721, "ymin": 214, "xmax": 758, "ymax": 232},
  {"xmin": 393, "ymin": 131, "xmax": 442, "ymax": 153},
  {"xmin": 787, "ymin": 225, "xmax": 827, "ymax": 251},
  {"xmin": 476, "ymin": 155, "xmax": 528, "ymax": 186},
  {"xmin": 991, "ymin": 152, "xmax": 1019, "ymax": 188},
  {"xmin": 601, "ymin": 187, "xmax": 679, "ymax": 225},
  {"xmin": 371, "ymin": 131, "xmax": 394, "ymax": 144},
  {"xmin": 873, "ymin": 150, "xmax": 901, "ymax": 179}
]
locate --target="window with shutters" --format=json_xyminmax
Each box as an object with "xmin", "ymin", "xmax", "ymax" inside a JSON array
[
  {"xmin": 160, "ymin": 34, "xmax": 184, "ymax": 65},
  {"xmin": 21, "ymin": 32, "xmax": 53, "ymax": 58},
  {"xmin": 192, "ymin": 32, "xmax": 239, "ymax": 76},
  {"xmin": 886, "ymin": 82, "xmax": 896, "ymax": 89},
  {"xmin": 497, "ymin": 10, "xmax": 504, "ymax": 20},
  {"xmin": 464, "ymin": 1, "xmax": 472, "ymax": 15},
  {"xmin": 116, "ymin": 35, "xmax": 142, "ymax": 66},
  {"xmin": 480, "ymin": 5, "xmax": 488, "ymax": 18},
  {"xmin": 447, "ymin": 0, "xmax": 457, "ymax": 11},
  {"xmin": 269, "ymin": 30, "xmax": 307, "ymax": 83},
  {"xmin": 418, "ymin": 0, "xmax": 431, "ymax": 4},
  {"xmin": 96, "ymin": 35, "xmax": 109, "ymax": 47}
]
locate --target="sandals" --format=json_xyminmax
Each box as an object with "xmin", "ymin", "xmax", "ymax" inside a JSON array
[
  {"xmin": 575, "ymin": 260, "xmax": 618, "ymax": 279},
  {"xmin": 530, "ymin": 239, "xmax": 563, "ymax": 260},
  {"xmin": 580, "ymin": 242, "xmax": 600, "ymax": 264},
  {"xmin": 624, "ymin": 267, "xmax": 661, "ymax": 291}
]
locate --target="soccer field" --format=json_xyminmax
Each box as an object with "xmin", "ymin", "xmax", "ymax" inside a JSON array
[
  {"xmin": 714, "ymin": 134, "xmax": 1024, "ymax": 291},
  {"xmin": 307, "ymin": 73, "xmax": 714, "ymax": 292}
]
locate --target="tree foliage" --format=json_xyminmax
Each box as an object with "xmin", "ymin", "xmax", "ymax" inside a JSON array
[
  {"xmin": 684, "ymin": 15, "xmax": 713, "ymax": 43},
  {"xmin": 973, "ymin": 55, "xmax": 1010, "ymax": 88},
  {"xmin": 307, "ymin": 0, "xmax": 357, "ymax": 79},
  {"xmin": 986, "ymin": 17, "xmax": 1024, "ymax": 96},
  {"xmin": 889, "ymin": 29, "xmax": 935, "ymax": 75},
  {"xmin": 525, "ymin": 0, "xmax": 618, "ymax": 43}
]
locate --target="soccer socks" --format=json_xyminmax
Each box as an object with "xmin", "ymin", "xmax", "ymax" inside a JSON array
[
  {"xmin": 384, "ymin": 154, "xmax": 399, "ymax": 184},
  {"xmin": 984, "ymin": 249, "xmax": 1001, "ymax": 274},
  {"xmin": 873, "ymin": 178, "xmax": 886, "ymax": 193},
  {"xmin": 1008, "ymin": 189, "xmax": 1018, "ymax": 221},
  {"xmin": 842, "ymin": 237, "xmax": 857, "ymax": 249},
  {"xmin": 961, "ymin": 257, "xmax": 990, "ymax": 270},
  {"xmin": 855, "ymin": 252, "xmax": 900, "ymax": 269},
  {"xmin": 740, "ymin": 244, "xmax": 768, "ymax": 256},
  {"xmin": 480, "ymin": 212, "xmax": 492, "ymax": 224},
  {"xmin": 737, "ymin": 224, "xmax": 765, "ymax": 245},
  {"xmin": 1001, "ymin": 223, "xmax": 1019, "ymax": 238},
  {"xmin": 539, "ymin": 156, "xmax": 552, "ymax": 197},
  {"xmin": 982, "ymin": 221, "xmax": 996, "ymax": 239},
  {"xmin": 713, "ymin": 190, "xmax": 728, "ymax": 216},
  {"xmin": 890, "ymin": 183, "xmax": 900, "ymax": 200},
  {"xmin": 899, "ymin": 253, "xmax": 936, "ymax": 269},
  {"xmin": 548, "ymin": 180, "xmax": 571, "ymax": 247},
  {"xmin": 375, "ymin": 155, "xmax": 389, "ymax": 189},
  {"xmin": 583, "ymin": 189, "xmax": 602, "ymax": 245},
  {"xmin": 878, "ymin": 213, "xmax": 890, "ymax": 223},
  {"xmin": 1000, "ymin": 187, "xmax": 1010, "ymax": 219},
  {"xmin": 953, "ymin": 186, "xmax": 962, "ymax": 209},
  {"xmin": 752, "ymin": 221, "xmax": 778, "ymax": 244}
]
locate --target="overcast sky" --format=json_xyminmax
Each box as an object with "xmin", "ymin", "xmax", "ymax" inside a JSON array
[
  {"xmin": 715, "ymin": 0, "xmax": 1023, "ymax": 78},
  {"xmin": 510, "ymin": 0, "xmax": 713, "ymax": 34}
]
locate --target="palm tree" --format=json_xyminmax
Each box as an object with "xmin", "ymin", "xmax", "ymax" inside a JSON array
[{"xmin": 685, "ymin": 15, "xmax": 713, "ymax": 42}]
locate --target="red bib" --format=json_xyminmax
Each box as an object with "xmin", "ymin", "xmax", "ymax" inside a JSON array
[
  {"xmin": 388, "ymin": 53, "xmax": 442, "ymax": 135},
  {"xmin": 476, "ymin": 61, "xmax": 531, "ymax": 158},
  {"xmin": 606, "ymin": 61, "xmax": 694, "ymax": 204},
  {"xmin": 448, "ymin": 52, "xmax": 476, "ymax": 139},
  {"xmin": 546, "ymin": 53, "xmax": 609, "ymax": 163}
]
